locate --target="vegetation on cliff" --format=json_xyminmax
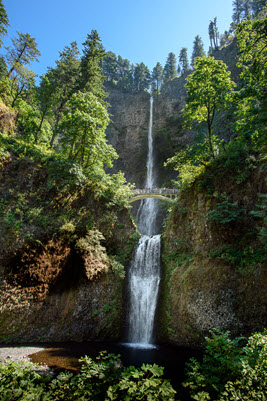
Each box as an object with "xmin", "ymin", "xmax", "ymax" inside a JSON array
[{"xmin": 159, "ymin": 6, "xmax": 266, "ymax": 349}]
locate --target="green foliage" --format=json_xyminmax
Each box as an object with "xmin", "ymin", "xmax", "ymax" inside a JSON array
[
  {"xmin": 107, "ymin": 363, "xmax": 176, "ymax": 400},
  {"xmin": 151, "ymin": 62, "xmax": 164, "ymax": 95},
  {"xmin": 251, "ymin": 191, "xmax": 267, "ymax": 247},
  {"xmin": 183, "ymin": 57, "xmax": 236, "ymax": 158},
  {"xmin": 133, "ymin": 62, "xmax": 151, "ymax": 92},
  {"xmin": 0, "ymin": 0, "xmax": 9, "ymax": 47},
  {"xmin": 0, "ymin": 361, "xmax": 49, "ymax": 400},
  {"xmin": 47, "ymin": 159, "xmax": 87, "ymax": 191},
  {"xmin": 191, "ymin": 35, "xmax": 205, "ymax": 67},
  {"xmin": 59, "ymin": 91, "xmax": 117, "ymax": 170},
  {"xmin": 235, "ymin": 16, "xmax": 267, "ymax": 149},
  {"xmin": 109, "ymin": 256, "xmax": 125, "ymax": 279},
  {"xmin": 183, "ymin": 330, "xmax": 267, "ymax": 401},
  {"xmin": 206, "ymin": 200, "xmax": 245, "ymax": 224},
  {"xmin": 178, "ymin": 47, "xmax": 190, "ymax": 74},
  {"xmin": 164, "ymin": 134, "xmax": 223, "ymax": 190},
  {"xmin": 0, "ymin": 352, "xmax": 177, "ymax": 401},
  {"xmin": 79, "ymin": 29, "xmax": 106, "ymax": 99},
  {"xmin": 5, "ymin": 31, "xmax": 41, "ymax": 78},
  {"xmin": 209, "ymin": 244, "xmax": 264, "ymax": 270},
  {"xmin": 163, "ymin": 52, "xmax": 177, "ymax": 83}
]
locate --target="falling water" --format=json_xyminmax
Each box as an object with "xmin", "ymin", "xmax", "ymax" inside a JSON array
[
  {"xmin": 137, "ymin": 96, "xmax": 158, "ymax": 235},
  {"xmin": 128, "ymin": 97, "xmax": 161, "ymax": 346}
]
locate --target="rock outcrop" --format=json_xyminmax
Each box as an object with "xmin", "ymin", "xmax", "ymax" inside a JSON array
[{"xmin": 158, "ymin": 160, "xmax": 266, "ymax": 347}]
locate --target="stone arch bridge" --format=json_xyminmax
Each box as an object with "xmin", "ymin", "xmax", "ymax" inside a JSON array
[{"xmin": 129, "ymin": 188, "xmax": 177, "ymax": 203}]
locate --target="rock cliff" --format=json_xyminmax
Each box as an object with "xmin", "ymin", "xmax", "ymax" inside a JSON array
[
  {"xmin": 0, "ymin": 154, "xmax": 139, "ymax": 343},
  {"xmin": 158, "ymin": 159, "xmax": 266, "ymax": 347}
]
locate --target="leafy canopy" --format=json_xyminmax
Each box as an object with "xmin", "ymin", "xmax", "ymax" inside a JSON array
[
  {"xmin": 183, "ymin": 56, "xmax": 236, "ymax": 157},
  {"xmin": 59, "ymin": 91, "xmax": 117, "ymax": 170}
]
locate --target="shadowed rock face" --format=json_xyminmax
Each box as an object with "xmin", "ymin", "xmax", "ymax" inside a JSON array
[{"xmin": 0, "ymin": 156, "xmax": 139, "ymax": 343}]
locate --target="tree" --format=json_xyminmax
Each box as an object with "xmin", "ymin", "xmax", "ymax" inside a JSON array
[
  {"xmin": 49, "ymin": 41, "xmax": 80, "ymax": 147},
  {"xmin": 117, "ymin": 56, "xmax": 134, "ymax": 91},
  {"xmin": 59, "ymin": 91, "xmax": 117, "ymax": 170},
  {"xmin": 242, "ymin": 0, "xmax": 252, "ymax": 19},
  {"xmin": 191, "ymin": 35, "xmax": 205, "ymax": 67},
  {"xmin": 232, "ymin": 0, "xmax": 244, "ymax": 24},
  {"xmin": 79, "ymin": 30, "xmax": 106, "ymax": 99},
  {"xmin": 183, "ymin": 57, "xmax": 236, "ymax": 157},
  {"xmin": 179, "ymin": 48, "xmax": 189, "ymax": 74},
  {"xmin": 0, "ymin": 0, "xmax": 9, "ymax": 47},
  {"xmin": 163, "ymin": 52, "xmax": 177, "ymax": 83},
  {"xmin": 10, "ymin": 64, "xmax": 36, "ymax": 108},
  {"xmin": 235, "ymin": 16, "xmax": 267, "ymax": 144},
  {"xmin": 5, "ymin": 32, "xmax": 40, "ymax": 78},
  {"xmin": 251, "ymin": 0, "xmax": 267, "ymax": 16},
  {"xmin": 101, "ymin": 51, "xmax": 118, "ymax": 82},
  {"xmin": 36, "ymin": 70, "xmax": 59, "ymax": 141},
  {"xmin": 151, "ymin": 62, "xmax": 163, "ymax": 95},
  {"xmin": 209, "ymin": 18, "xmax": 220, "ymax": 51},
  {"xmin": 133, "ymin": 62, "xmax": 150, "ymax": 92}
]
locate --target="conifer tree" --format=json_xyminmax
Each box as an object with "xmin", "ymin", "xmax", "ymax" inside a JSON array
[
  {"xmin": 242, "ymin": 0, "xmax": 252, "ymax": 19},
  {"xmin": 0, "ymin": 0, "xmax": 9, "ymax": 47},
  {"xmin": 208, "ymin": 18, "xmax": 219, "ymax": 51},
  {"xmin": 49, "ymin": 41, "xmax": 80, "ymax": 147},
  {"xmin": 232, "ymin": 0, "xmax": 243, "ymax": 24},
  {"xmin": 79, "ymin": 29, "xmax": 106, "ymax": 99},
  {"xmin": 163, "ymin": 52, "xmax": 177, "ymax": 82},
  {"xmin": 251, "ymin": 0, "xmax": 266, "ymax": 16},
  {"xmin": 5, "ymin": 32, "xmax": 41, "ymax": 78},
  {"xmin": 134, "ymin": 62, "xmax": 150, "ymax": 92},
  {"xmin": 179, "ymin": 48, "xmax": 189, "ymax": 74},
  {"xmin": 191, "ymin": 35, "xmax": 205, "ymax": 67},
  {"xmin": 151, "ymin": 62, "xmax": 163, "ymax": 95},
  {"xmin": 101, "ymin": 51, "xmax": 117, "ymax": 82}
]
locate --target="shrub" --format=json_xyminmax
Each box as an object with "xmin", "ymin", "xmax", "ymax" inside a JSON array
[
  {"xmin": 0, "ymin": 352, "xmax": 177, "ymax": 401},
  {"xmin": 183, "ymin": 330, "xmax": 267, "ymax": 401}
]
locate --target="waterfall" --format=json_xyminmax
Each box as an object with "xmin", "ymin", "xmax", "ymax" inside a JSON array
[
  {"xmin": 128, "ymin": 97, "xmax": 161, "ymax": 347},
  {"xmin": 137, "ymin": 96, "xmax": 158, "ymax": 236}
]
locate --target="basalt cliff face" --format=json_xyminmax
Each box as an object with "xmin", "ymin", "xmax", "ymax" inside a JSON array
[
  {"xmin": 105, "ymin": 76, "xmax": 193, "ymax": 188},
  {"xmin": 0, "ymin": 155, "xmax": 139, "ymax": 343},
  {"xmin": 158, "ymin": 162, "xmax": 266, "ymax": 347}
]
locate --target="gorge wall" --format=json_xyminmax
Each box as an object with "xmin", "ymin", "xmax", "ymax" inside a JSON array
[
  {"xmin": 0, "ymin": 155, "xmax": 139, "ymax": 342},
  {"xmin": 158, "ymin": 160, "xmax": 266, "ymax": 347}
]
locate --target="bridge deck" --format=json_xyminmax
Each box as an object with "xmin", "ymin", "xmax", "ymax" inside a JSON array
[{"xmin": 129, "ymin": 188, "xmax": 177, "ymax": 203}]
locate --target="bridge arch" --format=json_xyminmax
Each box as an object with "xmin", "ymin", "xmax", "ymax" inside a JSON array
[{"xmin": 129, "ymin": 188, "xmax": 177, "ymax": 203}]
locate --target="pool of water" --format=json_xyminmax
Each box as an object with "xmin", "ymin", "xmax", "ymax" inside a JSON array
[{"xmin": 27, "ymin": 341, "xmax": 202, "ymax": 396}]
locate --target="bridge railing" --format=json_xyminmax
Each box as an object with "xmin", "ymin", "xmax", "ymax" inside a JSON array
[{"xmin": 131, "ymin": 188, "xmax": 178, "ymax": 195}]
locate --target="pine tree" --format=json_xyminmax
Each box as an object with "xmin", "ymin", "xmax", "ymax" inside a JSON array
[
  {"xmin": 251, "ymin": 0, "xmax": 266, "ymax": 16},
  {"xmin": 79, "ymin": 30, "xmax": 106, "ymax": 99},
  {"xmin": 163, "ymin": 52, "xmax": 177, "ymax": 82},
  {"xmin": 117, "ymin": 56, "xmax": 134, "ymax": 91},
  {"xmin": 179, "ymin": 48, "xmax": 189, "ymax": 74},
  {"xmin": 242, "ymin": 0, "xmax": 252, "ymax": 19},
  {"xmin": 49, "ymin": 41, "xmax": 80, "ymax": 147},
  {"xmin": 0, "ymin": 0, "xmax": 9, "ymax": 47},
  {"xmin": 133, "ymin": 62, "xmax": 150, "ymax": 92},
  {"xmin": 5, "ymin": 32, "xmax": 41, "ymax": 78},
  {"xmin": 232, "ymin": 0, "xmax": 243, "ymax": 24},
  {"xmin": 191, "ymin": 35, "xmax": 205, "ymax": 67},
  {"xmin": 151, "ymin": 62, "xmax": 163, "ymax": 95},
  {"xmin": 208, "ymin": 18, "xmax": 219, "ymax": 51},
  {"xmin": 102, "ymin": 51, "xmax": 118, "ymax": 82}
]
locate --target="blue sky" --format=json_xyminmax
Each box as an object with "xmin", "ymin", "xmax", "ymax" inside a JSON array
[{"xmin": 2, "ymin": 0, "xmax": 233, "ymax": 77}]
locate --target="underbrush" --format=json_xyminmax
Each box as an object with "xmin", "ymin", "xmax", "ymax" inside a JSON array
[{"xmin": 0, "ymin": 331, "xmax": 266, "ymax": 400}]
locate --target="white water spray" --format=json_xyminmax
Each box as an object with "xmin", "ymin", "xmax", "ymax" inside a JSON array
[{"xmin": 128, "ymin": 97, "xmax": 161, "ymax": 346}]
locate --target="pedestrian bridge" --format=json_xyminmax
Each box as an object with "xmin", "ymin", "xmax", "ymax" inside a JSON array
[{"xmin": 129, "ymin": 188, "xmax": 177, "ymax": 203}]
